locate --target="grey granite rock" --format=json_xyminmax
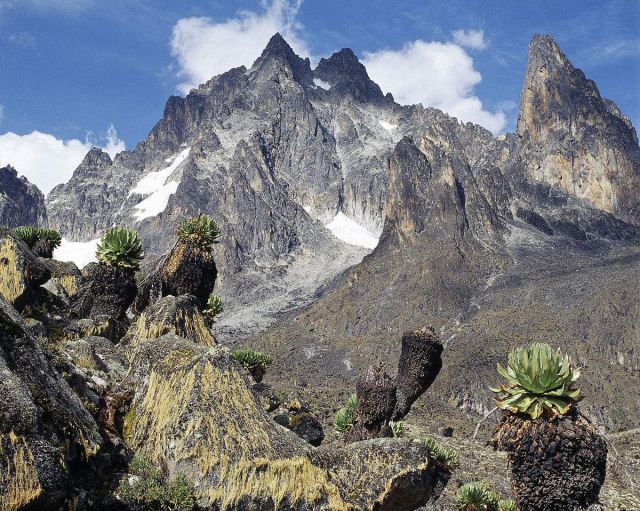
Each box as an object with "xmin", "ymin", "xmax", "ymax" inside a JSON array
[{"xmin": 0, "ymin": 165, "xmax": 46, "ymax": 228}]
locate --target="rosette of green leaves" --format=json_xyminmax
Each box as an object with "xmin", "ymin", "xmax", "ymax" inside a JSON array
[
  {"xmin": 491, "ymin": 342, "xmax": 582, "ymax": 419},
  {"xmin": 96, "ymin": 226, "xmax": 144, "ymax": 270}
]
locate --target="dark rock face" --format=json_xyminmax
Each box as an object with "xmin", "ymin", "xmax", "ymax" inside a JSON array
[
  {"xmin": 74, "ymin": 263, "xmax": 137, "ymax": 320},
  {"xmin": 394, "ymin": 328, "xmax": 443, "ymax": 420},
  {"xmin": 491, "ymin": 411, "xmax": 607, "ymax": 511},
  {"xmin": 0, "ymin": 295, "xmax": 102, "ymax": 510},
  {"xmin": 0, "ymin": 165, "xmax": 46, "ymax": 228},
  {"xmin": 314, "ymin": 48, "xmax": 385, "ymax": 102}
]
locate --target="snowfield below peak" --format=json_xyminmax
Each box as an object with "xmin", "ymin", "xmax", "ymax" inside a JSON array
[
  {"xmin": 54, "ymin": 238, "xmax": 100, "ymax": 268},
  {"xmin": 130, "ymin": 147, "xmax": 190, "ymax": 221},
  {"xmin": 325, "ymin": 212, "xmax": 379, "ymax": 250}
]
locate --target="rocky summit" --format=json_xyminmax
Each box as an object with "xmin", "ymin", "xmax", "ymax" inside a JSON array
[{"xmin": 0, "ymin": 30, "xmax": 639, "ymax": 511}]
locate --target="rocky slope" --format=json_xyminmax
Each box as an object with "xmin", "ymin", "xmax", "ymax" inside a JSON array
[
  {"xmin": 0, "ymin": 228, "xmax": 450, "ymax": 510},
  {"xmin": 244, "ymin": 34, "xmax": 640, "ymax": 442},
  {"xmin": 0, "ymin": 165, "xmax": 47, "ymax": 227}
]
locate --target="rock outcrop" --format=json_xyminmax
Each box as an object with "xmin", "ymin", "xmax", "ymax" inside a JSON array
[
  {"xmin": 0, "ymin": 229, "xmax": 50, "ymax": 309},
  {"xmin": 518, "ymin": 35, "xmax": 640, "ymax": 224},
  {"xmin": 0, "ymin": 295, "xmax": 103, "ymax": 510},
  {"xmin": 0, "ymin": 165, "xmax": 47, "ymax": 228}
]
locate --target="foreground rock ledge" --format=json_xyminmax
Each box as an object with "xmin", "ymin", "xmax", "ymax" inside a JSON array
[{"xmin": 123, "ymin": 331, "xmax": 447, "ymax": 510}]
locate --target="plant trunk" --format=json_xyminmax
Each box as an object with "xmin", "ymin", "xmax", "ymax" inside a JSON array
[
  {"xmin": 32, "ymin": 238, "xmax": 55, "ymax": 258},
  {"xmin": 489, "ymin": 410, "xmax": 607, "ymax": 511},
  {"xmin": 345, "ymin": 364, "xmax": 397, "ymax": 442},
  {"xmin": 74, "ymin": 262, "xmax": 137, "ymax": 320},
  {"xmin": 160, "ymin": 241, "xmax": 217, "ymax": 308},
  {"xmin": 393, "ymin": 327, "xmax": 443, "ymax": 420}
]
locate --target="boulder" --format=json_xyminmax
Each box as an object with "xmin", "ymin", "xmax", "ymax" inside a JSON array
[
  {"xmin": 64, "ymin": 316, "xmax": 130, "ymax": 344},
  {"xmin": 41, "ymin": 258, "xmax": 84, "ymax": 300},
  {"xmin": 273, "ymin": 400, "xmax": 325, "ymax": 447},
  {"xmin": 120, "ymin": 294, "xmax": 214, "ymax": 354},
  {"xmin": 0, "ymin": 294, "xmax": 103, "ymax": 510},
  {"xmin": 0, "ymin": 229, "xmax": 50, "ymax": 309}
]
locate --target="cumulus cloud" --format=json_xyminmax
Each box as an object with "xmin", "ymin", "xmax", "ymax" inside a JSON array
[
  {"xmin": 362, "ymin": 41, "xmax": 506, "ymax": 133},
  {"xmin": 0, "ymin": 124, "xmax": 125, "ymax": 194},
  {"xmin": 452, "ymin": 29, "xmax": 487, "ymax": 50},
  {"xmin": 170, "ymin": 0, "xmax": 310, "ymax": 94}
]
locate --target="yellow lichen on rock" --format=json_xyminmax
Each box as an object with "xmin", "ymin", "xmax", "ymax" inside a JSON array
[
  {"xmin": 0, "ymin": 237, "xmax": 26, "ymax": 305},
  {"xmin": 0, "ymin": 432, "xmax": 42, "ymax": 511},
  {"xmin": 214, "ymin": 457, "xmax": 351, "ymax": 511},
  {"xmin": 122, "ymin": 296, "xmax": 214, "ymax": 355},
  {"xmin": 57, "ymin": 274, "xmax": 80, "ymax": 298}
]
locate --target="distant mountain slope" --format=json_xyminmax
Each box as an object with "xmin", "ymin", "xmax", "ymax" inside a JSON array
[
  {"xmin": 244, "ymin": 35, "xmax": 640, "ymax": 433},
  {"xmin": 46, "ymin": 33, "xmax": 496, "ymax": 335},
  {"xmin": 0, "ymin": 165, "xmax": 46, "ymax": 227}
]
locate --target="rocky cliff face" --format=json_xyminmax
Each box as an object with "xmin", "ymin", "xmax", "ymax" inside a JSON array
[
  {"xmin": 0, "ymin": 165, "xmax": 46, "ymax": 227},
  {"xmin": 517, "ymin": 35, "xmax": 640, "ymax": 224}
]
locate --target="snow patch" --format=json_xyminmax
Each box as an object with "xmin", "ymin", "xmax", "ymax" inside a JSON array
[
  {"xmin": 54, "ymin": 238, "xmax": 100, "ymax": 268},
  {"xmin": 313, "ymin": 78, "xmax": 331, "ymax": 90},
  {"xmin": 133, "ymin": 181, "xmax": 180, "ymax": 221},
  {"xmin": 130, "ymin": 147, "xmax": 190, "ymax": 221},
  {"xmin": 130, "ymin": 147, "xmax": 190, "ymax": 197},
  {"xmin": 325, "ymin": 212, "xmax": 379, "ymax": 250}
]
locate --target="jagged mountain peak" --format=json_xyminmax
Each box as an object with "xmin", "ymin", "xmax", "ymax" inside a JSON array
[
  {"xmin": 82, "ymin": 147, "xmax": 113, "ymax": 167},
  {"xmin": 252, "ymin": 32, "xmax": 313, "ymax": 85},
  {"xmin": 314, "ymin": 47, "xmax": 385, "ymax": 102},
  {"xmin": 518, "ymin": 33, "xmax": 640, "ymax": 225}
]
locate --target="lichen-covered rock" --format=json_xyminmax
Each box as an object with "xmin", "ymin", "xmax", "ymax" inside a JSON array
[
  {"xmin": 0, "ymin": 294, "xmax": 103, "ymax": 510},
  {"xmin": 121, "ymin": 332, "xmax": 446, "ymax": 510},
  {"xmin": 490, "ymin": 411, "xmax": 607, "ymax": 511},
  {"xmin": 64, "ymin": 336, "xmax": 129, "ymax": 382},
  {"xmin": 41, "ymin": 258, "xmax": 84, "ymax": 300},
  {"xmin": 63, "ymin": 315, "xmax": 130, "ymax": 343},
  {"xmin": 120, "ymin": 294, "xmax": 214, "ymax": 354},
  {"xmin": 74, "ymin": 262, "xmax": 136, "ymax": 320},
  {"xmin": 0, "ymin": 229, "xmax": 50, "ymax": 309},
  {"xmin": 346, "ymin": 364, "xmax": 397, "ymax": 442},
  {"xmin": 394, "ymin": 328, "xmax": 443, "ymax": 420}
]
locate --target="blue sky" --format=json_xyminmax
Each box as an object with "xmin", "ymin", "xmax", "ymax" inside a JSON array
[{"xmin": 0, "ymin": 0, "xmax": 638, "ymax": 192}]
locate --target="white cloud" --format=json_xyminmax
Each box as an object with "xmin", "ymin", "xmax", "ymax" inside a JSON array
[
  {"xmin": 0, "ymin": 124, "xmax": 125, "ymax": 194},
  {"xmin": 452, "ymin": 29, "xmax": 487, "ymax": 50},
  {"xmin": 362, "ymin": 40, "xmax": 506, "ymax": 133},
  {"xmin": 170, "ymin": 0, "xmax": 310, "ymax": 94}
]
